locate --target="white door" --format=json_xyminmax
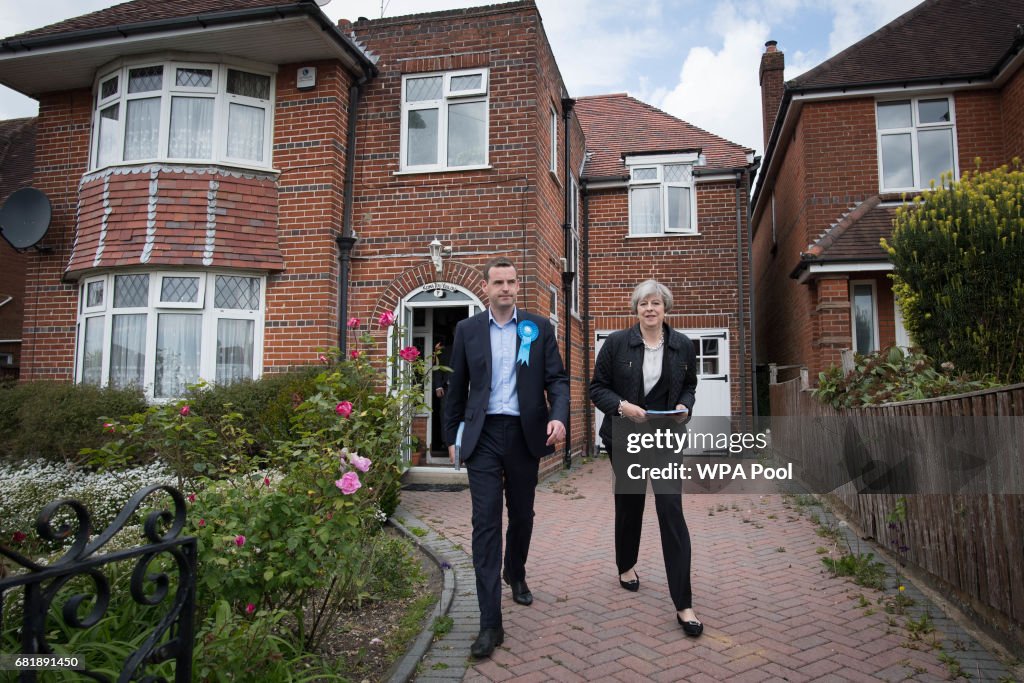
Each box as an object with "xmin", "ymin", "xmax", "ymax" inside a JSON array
[{"xmin": 592, "ymin": 329, "xmax": 731, "ymax": 452}]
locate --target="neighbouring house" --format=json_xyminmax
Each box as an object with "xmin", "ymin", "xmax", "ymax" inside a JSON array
[
  {"xmin": 0, "ymin": 0, "xmax": 755, "ymax": 469},
  {"xmin": 0, "ymin": 117, "xmax": 34, "ymax": 378},
  {"xmin": 751, "ymin": 0, "xmax": 1024, "ymax": 391},
  {"xmin": 576, "ymin": 94, "xmax": 757, "ymax": 439}
]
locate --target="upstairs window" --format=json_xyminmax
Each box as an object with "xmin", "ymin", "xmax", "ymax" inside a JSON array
[
  {"xmin": 92, "ymin": 60, "xmax": 274, "ymax": 171},
  {"xmin": 626, "ymin": 154, "xmax": 698, "ymax": 236},
  {"xmin": 401, "ymin": 69, "xmax": 489, "ymax": 171},
  {"xmin": 877, "ymin": 96, "xmax": 957, "ymax": 191},
  {"xmin": 568, "ymin": 176, "xmax": 580, "ymax": 315}
]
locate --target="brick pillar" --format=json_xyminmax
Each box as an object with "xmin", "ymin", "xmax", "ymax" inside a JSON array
[{"xmin": 814, "ymin": 275, "xmax": 851, "ymax": 374}]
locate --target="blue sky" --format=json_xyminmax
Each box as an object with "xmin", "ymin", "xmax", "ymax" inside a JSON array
[{"xmin": 0, "ymin": 0, "xmax": 921, "ymax": 157}]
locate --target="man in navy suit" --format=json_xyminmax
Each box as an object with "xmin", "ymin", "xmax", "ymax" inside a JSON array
[{"xmin": 445, "ymin": 256, "xmax": 569, "ymax": 659}]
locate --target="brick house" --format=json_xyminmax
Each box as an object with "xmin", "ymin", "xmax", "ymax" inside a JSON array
[
  {"xmin": 0, "ymin": 0, "xmax": 755, "ymax": 467},
  {"xmin": 576, "ymin": 94, "xmax": 757, "ymax": 438},
  {"xmin": 752, "ymin": 0, "xmax": 1024, "ymax": 390},
  {"xmin": 0, "ymin": 117, "xmax": 35, "ymax": 378}
]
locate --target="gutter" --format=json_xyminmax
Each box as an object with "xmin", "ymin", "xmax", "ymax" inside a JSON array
[
  {"xmin": 337, "ymin": 75, "xmax": 370, "ymax": 355},
  {"xmin": 1, "ymin": 2, "xmax": 377, "ymax": 76},
  {"xmin": 581, "ymin": 179, "xmax": 592, "ymax": 458},
  {"xmin": 560, "ymin": 96, "xmax": 575, "ymax": 470}
]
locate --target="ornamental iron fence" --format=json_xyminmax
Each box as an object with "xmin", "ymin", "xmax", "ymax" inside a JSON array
[{"xmin": 0, "ymin": 484, "xmax": 196, "ymax": 682}]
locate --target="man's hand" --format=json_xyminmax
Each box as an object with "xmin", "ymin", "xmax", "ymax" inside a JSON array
[
  {"xmin": 435, "ymin": 388, "xmax": 445, "ymax": 398},
  {"xmin": 448, "ymin": 444, "xmax": 455, "ymax": 464},
  {"xmin": 545, "ymin": 419, "xmax": 566, "ymax": 446},
  {"xmin": 671, "ymin": 404, "xmax": 691, "ymax": 424}
]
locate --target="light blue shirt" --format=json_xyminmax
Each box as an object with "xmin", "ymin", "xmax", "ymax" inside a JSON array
[{"xmin": 486, "ymin": 307, "xmax": 520, "ymax": 416}]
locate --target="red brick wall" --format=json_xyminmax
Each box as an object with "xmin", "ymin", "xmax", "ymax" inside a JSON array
[
  {"xmin": 20, "ymin": 90, "xmax": 92, "ymax": 381},
  {"xmin": 586, "ymin": 176, "xmax": 755, "ymax": 418},
  {"xmin": 1001, "ymin": 67, "xmax": 1024, "ymax": 160},
  {"xmin": 265, "ymin": 60, "xmax": 352, "ymax": 369},
  {"xmin": 955, "ymin": 90, "xmax": 1005, "ymax": 172}
]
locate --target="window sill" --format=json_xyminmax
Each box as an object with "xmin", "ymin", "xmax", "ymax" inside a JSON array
[
  {"xmin": 393, "ymin": 165, "xmax": 492, "ymax": 176},
  {"xmin": 85, "ymin": 160, "xmax": 280, "ymax": 179},
  {"xmin": 625, "ymin": 231, "xmax": 701, "ymax": 239},
  {"xmin": 549, "ymin": 169, "xmax": 562, "ymax": 186}
]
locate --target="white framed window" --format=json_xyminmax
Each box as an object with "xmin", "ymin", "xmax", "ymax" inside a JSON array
[
  {"xmin": 400, "ymin": 69, "xmax": 489, "ymax": 172},
  {"xmin": 625, "ymin": 153, "xmax": 699, "ymax": 235},
  {"xmin": 877, "ymin": 96, "xmax": 957, "ymax": 191},
  {"xmin": 850, "ymin": 280, "xmax": 879, "ymax": 354},
  {"xmin": 91, "ymin": 59, "xmax": 274, "ymax": 171},
  {"xmin": 549, "ymin": 106, "xmax": 558, "ymax": 174},
  {"xmin": 76, "ymin": 270, "xmax": 265, "ymax": 399}
]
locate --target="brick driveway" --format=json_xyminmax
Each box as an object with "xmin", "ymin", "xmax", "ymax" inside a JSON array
[{"xmin": 399, "ymin": 459, "xmax": 1015, "ymax": 682}]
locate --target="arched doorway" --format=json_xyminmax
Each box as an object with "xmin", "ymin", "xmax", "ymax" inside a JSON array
[{"xmin": 399, "ymin": 282, "xmax": 484, "ymax": 466}]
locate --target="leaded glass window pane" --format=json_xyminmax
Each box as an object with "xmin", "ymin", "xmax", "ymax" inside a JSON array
[
  {"xmin": 176, "ymin": 67, "xmax": 213, "ymax": 88},
  {"xmin": 406, "ymin": 76, "xmax": 442, "ymax": 102},
  {"xmin": 128, "ymin": 66, "xmax": 163, "ymax": 93},
  {"xmin": 86, "ymin": 280, "xmax": 104, "ymax": 308},
  {"xmin": 160, "ymin": 276, "xmax": 200, "ymax": 304},
  {"xmin": 215, "ymin": 276, "xmax": 260, "ymax": 310},
  {"xmin": 114, "ymin": 274, "xmax": 149, "ymax": 308},
  {"xmin": 101, "ymin": 76, "xmax": 119, "ymax": 101},
  {"xmin": 227, "ymin": 69, "xmax": 270, "ymax": 100},
  {"xmin": 450, "ymin": 74, "xmax": 482, "ymax": 92},
  {"xmin": 632, "ymin": 167, "xmax": 657, "ymax": 181},
  {"xmin": 664, "ymin": 165, "xmax": 691, "ymax": 183}
]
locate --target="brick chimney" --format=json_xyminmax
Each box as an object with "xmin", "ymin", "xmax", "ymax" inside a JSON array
[{"xmin": 760, "ymin": 40, "xmax": 785, "ymax": 149}]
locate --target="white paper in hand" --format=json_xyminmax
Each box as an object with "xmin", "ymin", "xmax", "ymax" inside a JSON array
[{"xmin": 454, "ymin": 421, "xmax": 465, "ymax": 471}]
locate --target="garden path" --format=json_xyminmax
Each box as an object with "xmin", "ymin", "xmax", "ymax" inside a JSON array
[{"xmin": 398, "ymin": 459, "xmax": 1017, "ymax": 682}]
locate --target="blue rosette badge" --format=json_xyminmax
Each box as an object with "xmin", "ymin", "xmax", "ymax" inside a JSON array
[{"xmin": 517, "ymin": 319, "xmax": 538, "ymax": 366}]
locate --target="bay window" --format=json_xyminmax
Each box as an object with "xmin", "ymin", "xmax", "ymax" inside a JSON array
[
  {"xmin": 400, "ymin": 69, "xmax": 489, "ymax": 171},
  {"xmin": 92, "ymin": 60, "xmax": 274, "ymax": 171},
  {"xmin": 76, "ymin": 271, "xmax": 265, "ymax": 398},
  {"xmin": 877, "ymin": 96, "xmax": 957, "ymax": 191},
  {"xmin": 626, "ymin": 154, "xmax": 699, "ymax": 235}
]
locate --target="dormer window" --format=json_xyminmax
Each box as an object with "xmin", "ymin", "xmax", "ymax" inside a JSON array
[
  {"xmin": 92, "ymin": 60, "xmax": 275, "ymax": 171},
  {"xmin": 625, "ymin": 153, "xmax": 700, "ymax": 235}
]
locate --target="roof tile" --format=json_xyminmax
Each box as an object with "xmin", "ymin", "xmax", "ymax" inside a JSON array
[{"xmin": 574, "ymin": 94, "xmax": 751, "ymax": 180}]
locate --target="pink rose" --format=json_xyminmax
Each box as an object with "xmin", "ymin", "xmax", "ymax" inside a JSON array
[
  {"xmin": 246, "ymin": 603, "xmax": 255, "ymax": 615},
  {"xmin": 180, "ymin": 405, "xmax": 190, "ymax": 417},
  {"xmin": 349, "ymin": 454, "xmax": 372, "ymax": 472},
  {"xmin": 336, "ymin": 471, "xmax": 361, "ymax": 495},
  {"xmin": 187, "ymin": 493, "xmax": 196, "ymax": 503},
  {"xmin": 234, "ymin": 535, "xmax": 246, "ymax": 547},
  {"xmin": 399, "ymin": 346, "xmax": 420, "ymax": 362},
  {"xmin": 198, "ymin": 518, "xmax": 206, "ymax": 527},
  {"xmin": 347, "ymin": 317, "xmax": 361, "ymax": 328},
  {"xmin": 318, "ymin": 354, "xmax": 329, "ymax": 364},
  {"xmin": 335, "ymin": 401, "xmax": 353, "ymax": 418},
  {"xmin": 378, "ymin": 310, "xmax": 396, "ymax": 327},
  {"xmin": 350, "ymin": 350, "xmax": 361, "ymax": 360},
  {"xmin": 12, "ymin": 531, "xmax": 27, "ymax": 543},
  {"xmin": 103, "ymin": 422, "xmax": 116, "ymax": 433},
  {"xmin": 263, "ymin": 476, "xmax": 271, "ymax": 487}
]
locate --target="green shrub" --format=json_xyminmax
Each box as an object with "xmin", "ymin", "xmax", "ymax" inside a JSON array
[
  {"xmin": 814, "ymin": 346, "xmax": 1000, "ymax": 408},
  {"xmin": 884, "ymin": 160, "xmax": 1024, "ymax": 383},
  {"xmin": 0, "ymin": 382, "xmax": 146, "ymax": 465}
]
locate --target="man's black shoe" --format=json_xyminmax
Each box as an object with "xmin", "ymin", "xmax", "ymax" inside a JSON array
[
  {"xmin": 470, "ymin": 627, "xmax": 504, "ymax": 658},
  {"xmin": 502, "ymin": 570, "xmax": 533, "ymax": 606}
]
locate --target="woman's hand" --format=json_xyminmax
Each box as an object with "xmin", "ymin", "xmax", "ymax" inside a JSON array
[
  {"xmin": 672, "ymin": 404, "xmax": 690, "ymax": 424},
  {"xmin": 619, "ymin": 400, "xmax": 647, "ymax": 423}
]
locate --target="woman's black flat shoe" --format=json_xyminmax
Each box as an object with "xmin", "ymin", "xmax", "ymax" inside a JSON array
[
  {"xmin": 618, "ymin": 573, "xmax": 639, "ymax": 592},
  {"xmin": 677, "ymin": 614, "xmax": 703, "ymax": 637}
]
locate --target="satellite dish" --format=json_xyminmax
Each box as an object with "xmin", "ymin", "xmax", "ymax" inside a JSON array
[
  {"xmin": 0, "ymin": 187, "xmax": 51, "ymax": 251},
  {"xmin": 315, "ymin": 0, "xmax": 331, "ymax": 6}
]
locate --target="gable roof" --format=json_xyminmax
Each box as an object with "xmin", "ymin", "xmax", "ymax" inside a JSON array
[
  {"xmin": 0, "ymin": 117, "xmax": 35, "ymax": 204},
  {"xmin": 574, "ymin": 94, "xmax": 752, "ymax": 181},
  {"xmin": 791, "ymin": 0, "xmax": 1024, "ymax": 92},
  {"xmin": 792, "ymin": 197, "xmax": 895, "ymax": 279}
]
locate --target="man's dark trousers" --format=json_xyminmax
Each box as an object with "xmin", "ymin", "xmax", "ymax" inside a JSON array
[{"xmin": 467, "ymin": 415, "xmax": 537, "ymax": 629}]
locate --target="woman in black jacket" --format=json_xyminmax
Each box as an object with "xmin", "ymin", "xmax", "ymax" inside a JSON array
[{"xmin": 589, "ymin": 279, "xmax": 703, "ymax": 637}]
